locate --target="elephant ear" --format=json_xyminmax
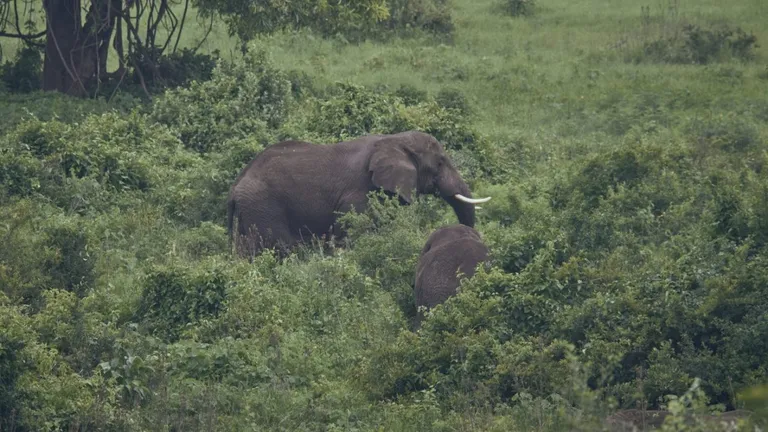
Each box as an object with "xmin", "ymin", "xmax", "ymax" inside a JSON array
[{"xmin": 369, "ymin": 141, "xmax": 418, "ymax": 204}]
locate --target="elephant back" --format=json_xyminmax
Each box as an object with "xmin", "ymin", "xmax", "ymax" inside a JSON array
[{"xmin": 415, "ymin": 226, "xmax": 489, "ymax": 311}]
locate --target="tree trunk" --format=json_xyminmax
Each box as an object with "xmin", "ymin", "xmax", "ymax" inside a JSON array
[{"xmin": 42, "ymin": 0, "xmax": 121, "ymax": 97}]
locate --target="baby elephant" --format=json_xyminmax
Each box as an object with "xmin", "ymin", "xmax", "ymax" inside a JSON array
[{"xmin": 414, "ymin": 224, "xmax": 490, "ymax": 328}]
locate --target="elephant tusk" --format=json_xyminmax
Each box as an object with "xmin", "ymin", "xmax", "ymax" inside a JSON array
[
  {"xmin": 454, "ymin": 194, "xmax": 491, "ymax": 204},
  {"xmin": 475, "ymin": 206, "xmax": 482, "ymax": 210}
]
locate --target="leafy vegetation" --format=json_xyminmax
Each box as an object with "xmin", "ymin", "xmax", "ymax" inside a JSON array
[
  {"xmin": 1, "ymin": 0, "xmax": 767, "ymax": 430},
  {"xmin": 499, "ymin": 0, "xmax": 537, "ymax": 17},
  {"xmin": 0, "ymin": 0, "xmax": 452, "ymax": 97}
]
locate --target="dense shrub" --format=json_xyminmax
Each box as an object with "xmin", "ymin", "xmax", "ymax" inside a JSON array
[
  {"xmin": 0, "ymin": 292, "xmax": 119, "ymax": 431},
  {"xmin": 0, "ymin": 201, "xmax": 101, "ymax": 308},
  {"xmin": 43, "ymin": 218, "xmax": 95, "ymax": 297},
  {"xmin": 201, "ymin": 0, "xmax": 453, "ymax": 44},
  {"xmin": 435, "ymin": 87, "xmax": 472, "ymax": 116},
  {"xmin": 151, "ymin": 46, "xmax": 290, "ymax": 153},
  {"xmin": 500, "ymin": 0, "xmax": 536, "ymax": 17},
  {"xmin": 283, "ymin": 82, "xmax": 481, "ymax": 152},
  {"xmin": 622, "ymin": 17, "xmax": 759, "ymax": 65},
  {"xmin": 2, "ymin": 9, "xmax": 768, "ymax": 428},
  {"xmin": 0, "ymin": 298, "xmax": 31, "ymax": 431},
  {"xmin": 0, "ymin": 45, "xmax": 42, "ymax": 94},
  {"xmin": 293, "ymin": 82, "xmax": 402, "ymax": 142},
  {"xmin": 394, "ymin": 83, "xmax": 429, "ymax": 106},
  {"xmin": 382, "ymin": 0, "xmax": 455, "ymax": 37},
  {"xmin": 135, "ymin": 258, "xmax": 232, "ymax": 342},
  {"xmin": 0, "ymin": 90, "xmax": 141, "ymax": 133},
  {"xmin": 131, "ymin": 48, "xmax": 219, "ymax": 92},
  {"xmin": 0, "ymin": 113, "xmax": 193, "ymax": 205}
]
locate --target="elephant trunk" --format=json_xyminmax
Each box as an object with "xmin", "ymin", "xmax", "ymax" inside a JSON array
[
  {"xmin": 437, "ymin": 172, "xmax": 474, "ymax": 227},
  {"xmin": 445, "ymin": 192, "xmax": 476, "ymax": 227},
  {"xmin": 436, "ymin": 164, "xmax": 490, "ymax": 228}
]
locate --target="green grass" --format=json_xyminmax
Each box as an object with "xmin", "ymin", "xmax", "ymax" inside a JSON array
[
  {"xmin": 248, "ymin": 0, "xmax": 762, "ymax": 148},
  {"xmin": 244, "ymin": 0, "xmax": 766, "ymax": 186},
  {"xmin": 2, "ymin": 0, "xmax": 768, "ymax": 430},
  {"xmin": 0, "ymin": 5, "xmax": 236, "ymax": 70}
]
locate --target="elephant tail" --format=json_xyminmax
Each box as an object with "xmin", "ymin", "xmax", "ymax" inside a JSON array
[{"xmin": 227, "ymin": 196, "xmax": 237, "ymax": 249}]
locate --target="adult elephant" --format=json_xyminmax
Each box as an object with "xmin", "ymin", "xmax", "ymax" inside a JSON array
[
  {"xmin": 227, "ymin": 131, "xmax": 491, "ymax": 258},
  {"xmin": 414, "ymin": 224, "xmax": 490, "ymax": 328}
]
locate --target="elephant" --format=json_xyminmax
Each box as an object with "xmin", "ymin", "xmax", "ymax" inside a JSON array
[
  {"xmin": 227, "ymin": 131, "xmax": 491, "ymax": 258},
  {"xmin": 413, "ymin": 224, "xmax": 490, "ymax": 328}
]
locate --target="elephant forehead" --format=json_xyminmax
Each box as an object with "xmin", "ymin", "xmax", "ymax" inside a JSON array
[{"xmin": 427, "ymin": 231, "xmax": 483, "ymax": 249}]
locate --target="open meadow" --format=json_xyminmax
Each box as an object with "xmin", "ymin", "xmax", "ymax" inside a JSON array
[{"xmin": 1, "ymin": 0, "xmax": 768, "ymax": 430}]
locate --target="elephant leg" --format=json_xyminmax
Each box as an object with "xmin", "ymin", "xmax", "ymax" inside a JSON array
[
  {"xmin": 236, "ymin": 207, "xmax": 295, "ymax": 260},
  {"xmin": 330, "ymin": 192, "xmax": 369, "ymax": 247}
]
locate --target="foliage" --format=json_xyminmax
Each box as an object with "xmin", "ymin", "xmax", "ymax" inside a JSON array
[
  {"xmin": 435, "ymin": 87, "xmax": 472, "ymax": 116},
  {"xmin": 150, "ymin": 47, "xmax": 291, "ymax": 154},
  {"xmin": 282, "ymin": 82, "xmax": 480, "ymax": 152},
  {"xmin": 0, "ymin": 91, "xmax": 141, "ymax": 133},
  {"xmin": 618, "ymin": 3, "xmax": 759, "ymax": 65},
  {"xmin": 381, "ymin": 0, "xmax": 455, "ymax": 37},
  {"xmin": 129, "ymin": 48, "xmax": 221, "ymax": 93},
  {"xmin": 1, "ymin": 0, "xmax": 768, "ymax": 430},
  {"xmin": 0, "ymin": 45, "xmax": 42, "ymax": 94},
  {"xmin": 500, "ymin": 0, "xmax": 536, "ymax": 17},
  {"xmin": 636, "ymin": 24, "xmax": 760, "ymax": 65},
  {"xmin": 197, "ymin": 0, "xmax": 453, "ymax": 43},
  {"xmin": 135, "ymin": 258, "xmax": 231, "ymax": 342}
]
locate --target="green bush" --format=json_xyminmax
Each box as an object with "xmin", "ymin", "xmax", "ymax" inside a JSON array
[
  {"xmin": 288, "ymin": 82, "xmax": 402, "ymax": 142},
  {"xmin": 0, "ymin": 201, "xmax": 99, "ymax": 308},
  {"xmin": 435, "ymin": 87, "xmax": 472, "ymax": 116},
  {"xmin": 131, "ymin": 47, "xmax": 219, "ymax": 92},
  {"xmin": 624, "ymin": 21, "xmax": 759, "ymax": 65},
  {"xmin": 0, "ymin": 298, "xmax": 115, "ymax": 432},
  {"xmin": 394, "ymin": 83, "xmax": 429, "ymax": 106},
  {"xmin": 688, "ymin": 113, "xmax": 762, "ymax": 154},
  {"xmin": 150, "ymin": 46, "xmax": 290, "ymax": 153},
  {"xmin": 3, "ymin": 10, "xmax": 768, "ymax": 429},
  {"xmin": 0, "ymin": 45, "xmax": 42, "ymax": 94},
  {"xmin": 339, "ymin": 192, "xmax": 445, "ymax": 320},
  {"xmin": 1, "ymin": 113, "xmax": 180, "ymax": 194},
  {"xmin": 500, "ymin": 0, "xmax": 536, "ymax": 17},
  {"xmin": 383, "ymin": 0, "xmax": 455, "ymax": 37},
  {"xmin": 135, "ymin": 258, "xmax": 232, "ymax": 342},
  {"xmin": 284, "ymin": 82, "xmax": 480, "ymax": 152},
  {"xmin": 0, "ymin": 90, "xmax": 141, "ymax": 133},
  {"xmin": 0, "ymin": 299, "xmax": 30, "ymax": 432},
  {"xmin": 43, "ymin": 218, "xmax": 94, "ymax": 297}
]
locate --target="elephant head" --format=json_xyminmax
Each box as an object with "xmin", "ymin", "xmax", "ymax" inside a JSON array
[{"xmin": 368, "ymin": 131, "xmax": 490, "ymax": 227}]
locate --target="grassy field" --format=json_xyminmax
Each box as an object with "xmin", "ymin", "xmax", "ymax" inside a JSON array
[
  {"xmin": 2, "ymin": 0, "xmax": 768, "ymax": 430},
  {"xmin": 256, "ymin": 0, "xmax": 768, "ymax": 177},
  {"xmin": 260, "ymin": 1, "xmax": 767, "ymax": 101}
]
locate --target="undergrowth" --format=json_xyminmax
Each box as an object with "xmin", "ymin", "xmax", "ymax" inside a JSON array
[{"xmin": 1, "ymin": 0, "xmax": 767, "ymax": 430}]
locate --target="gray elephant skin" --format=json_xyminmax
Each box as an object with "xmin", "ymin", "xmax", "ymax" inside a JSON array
[
  {"xmin": 414, "ymin": 224, "xmax": 490, "ymax": 328},
  {"xmin": 227, "ymin": 131, "xmax": 491, "ymax": 258}
]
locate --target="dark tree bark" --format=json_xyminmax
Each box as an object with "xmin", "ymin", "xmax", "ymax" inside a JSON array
[{"xmin": 42, "ymin": 0, "xmax": 122, "ymax": 96}]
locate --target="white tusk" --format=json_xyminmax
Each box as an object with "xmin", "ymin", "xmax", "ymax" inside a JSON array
[
  {"xmin": 454, "ymin": 194, "xmax": 491, "ymax": 204},
  {"xmin": 475, "ymin": 206, "xmax": 482, "ymax": 210}
]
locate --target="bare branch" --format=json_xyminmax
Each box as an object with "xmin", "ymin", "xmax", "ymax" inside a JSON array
[
  {"xmin": 13, "ymin": 0, "xmax": 22, "ymax": 35},
  {"xmin": 130, "ymin": 54, "xmax": 151, "ymax": 99},
  {"xmin": 159, "ymin": 4, "xmax": 178, "ymax": 54},
  {"xmin": 0, "ymin": 29, "xmax": 46, "ymax": 40},
  {"xmin": 192, "ymin": 13, "xmax": 214, "ymax": 52},
  {"xmin": 173, "ymin": 0, "xmax": 189, "ymax": 53},
  {"xmin": 107, "ymin": 62, "xmax": 128, "ymax": 102}
]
